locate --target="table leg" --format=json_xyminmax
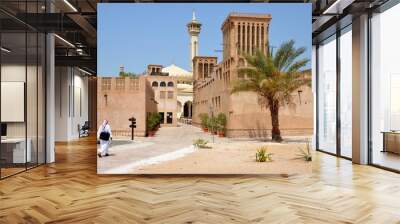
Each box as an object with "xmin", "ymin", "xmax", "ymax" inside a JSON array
[{"xmin": 382, "ymin": 133, "xmax": 387, "ymax": 153}]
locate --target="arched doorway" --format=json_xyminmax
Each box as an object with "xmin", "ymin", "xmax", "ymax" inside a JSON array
[
  {"xmin": 183, "ymin": 101, "xmax": 192, "ymax": 118},
  {"xmin": 177, "ymin": 101, "xmax": 182, "ymax": 118}
]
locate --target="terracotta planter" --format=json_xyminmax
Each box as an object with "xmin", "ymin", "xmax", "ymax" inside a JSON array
[
  {"xmin": 203, "ymin": 128, "xmax": 208, "ymax": 132},
  {"xmin": 218, "ymin": 131, "xmax": 225, "ymax": 137},
  {"xmin": 148, "ymin": 131, "xmax": 155, "ymax": 137},
  {"xmin": 212, "ymin": 130, "xmax": 217, "ymax": 135}
]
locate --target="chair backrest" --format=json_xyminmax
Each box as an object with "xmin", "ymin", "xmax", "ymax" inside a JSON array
[{"xmin": 82, "ymin": 121, "xmax": 90, "ymax": 129}]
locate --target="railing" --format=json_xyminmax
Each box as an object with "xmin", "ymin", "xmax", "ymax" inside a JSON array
[{"xmin": 178, "ymin": 117, "xmax": 192, "ymax": 125}]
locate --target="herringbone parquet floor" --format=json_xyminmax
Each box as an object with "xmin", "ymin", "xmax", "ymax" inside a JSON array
[{"xmin": 1, "ymin": 136, "xmax": 400, "ymax": 223}]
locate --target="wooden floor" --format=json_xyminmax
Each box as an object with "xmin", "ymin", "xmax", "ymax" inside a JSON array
[{"xmin": 1, "ymin": 136, "xmax": 400, "ymax": 223}]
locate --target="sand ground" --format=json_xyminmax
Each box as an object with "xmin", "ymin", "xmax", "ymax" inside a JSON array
[
  {"xmin": 98, "ymin": 123, "xmax": 312, "ymax": 174},
  {"xmin": 136, "ymin": 142, "xmax": 312, "ymax": 174}
]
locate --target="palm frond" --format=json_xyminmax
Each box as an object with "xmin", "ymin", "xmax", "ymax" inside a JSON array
[
  {"xmin": 237, "ymin": 67, "xmax": 261, "ymax": 80},
  {"xmin": 231, "ymin": 79, "xmax": 259, "ymax": 94},
  {"xmin": 233, "ymin": 39, "xmax": 310, "ymax": 110},
  {"xmin": 282, "ymin": 47, "xmax": 306, "ymax": 72},
  {"xmin": 274, "ymin": 40, "xmax": 295, "ymax": 71},
  {"xmin": 288, "ymin": 58, "xmax": 309, "ymax": 73}
]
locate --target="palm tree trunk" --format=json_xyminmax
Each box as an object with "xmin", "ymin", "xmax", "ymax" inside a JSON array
[{"xmin": 268, "ymin": 99, "xmax": 282, "ymax": 142}]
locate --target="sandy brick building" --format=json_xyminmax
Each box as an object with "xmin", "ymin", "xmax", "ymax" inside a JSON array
[
  {"xmin": 97, "ymin": 65, "xmax": 179, "ymax": 137},
  {"xmin": 162, "ymin": 64, "xmax": 194, "ymax": 119},
  {"xmin": 192, "ymin": 13, "xmax": 313, "ymax": 138},
  {"xmin": 147, "ymin": 65, "xmax": 178, "ymax": 127},
  {"xmin": 97, "ymin": 76, "xmax": 157, "ymax": 137}
]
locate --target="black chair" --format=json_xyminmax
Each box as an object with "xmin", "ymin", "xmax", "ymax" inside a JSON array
[{"xmin": 79, "ymin": 121, "xmax": 90, "ymax": 138}]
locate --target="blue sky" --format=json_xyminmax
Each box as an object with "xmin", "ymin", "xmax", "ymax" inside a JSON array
[{"xmin": 98, "ymin": 3, "xmax": 311, "ymax": 76}]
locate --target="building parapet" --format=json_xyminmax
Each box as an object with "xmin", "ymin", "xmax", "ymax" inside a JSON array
[{"xmin": 98, "ymin": 76, "xmax": 144, "ymax": 92}]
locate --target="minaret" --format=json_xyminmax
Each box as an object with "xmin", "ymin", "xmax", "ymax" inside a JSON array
[{"xmin": 187, "ymin": 11, "xmax": 201, "ymax": 71}]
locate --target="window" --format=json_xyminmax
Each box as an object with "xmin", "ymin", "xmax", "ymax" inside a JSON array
[
  {"xmin": 204, "ymin": 63, "xmax": 209, "ymax": 78},
  {"xmin": 166, "ymin": 112, "xmax": 173, "ymax": 124},
  {"xmin": 198, "ymin": 63, "xmax": 202, "ymax": 79},
  {"xmin": 160, "ymin": 91, "xmax": 166, "ymax": 99},
  {"xmin": 0, "ymin": 3, "xmax": 46, "ymax": 178},
  {"xmin": 160, "ymin": 81, "xmax": 166, "ymax": 87},
  {"xmin": 247, "ymin": 23, "xmax": 250, "ymax": 53},
  {"xmin": 238, "ymin": 23, "xmax": 241, "ymax": 51},
  {"xmin": 370, "ymin": 4, "xmax": 400, "ymax": 171},
  {"xmin": 167, "ymin": 81, "xmax": 174, "ymax": 87},
  {"xmin": 256, "ymin": 25, "xmax": 260, "ymax": 50},
  {"xmin": 159, "ymin": 112, "xmax": 165, "ymax": 124},
  {"xmin": 167, "ymin": 91, "xmax": 173, "ymax": 99},
  {"xmin": 261, "ymin": 26, "xmax": 264, "ymax": 51},
  {"xmin": 340, "ymin": 26, "xmax": 352, "ymax": 158},
  {"xmin": 251, "ymin": 25, "xmax": 255, "ymax": 54},
  {"xmin": 317, "ymin": 35, "xmax": 337, "ymax": 154},
  {"xmin": 314, "ymin": 21, "xmax": 355, "ymax": 160},
  {"xmin": 242, "ymin": 23, "xmax": 246, "ymax": 52},
  {"xmin": 152, "ymin": 81, "xmax": 158, "ymax": 87}
]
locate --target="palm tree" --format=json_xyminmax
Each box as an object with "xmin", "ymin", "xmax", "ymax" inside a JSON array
[{"xmin": 231, "ymin": 40, "xmax": 310, "ymax": 142}]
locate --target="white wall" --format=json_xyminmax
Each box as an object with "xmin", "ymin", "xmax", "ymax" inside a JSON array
[
  {"xmin": 71, "ymin": 72, "xmax": 89, "ymax": 138},
  {"xmin": 1, "ymin": 65, "xmax": 34, "ymax": 138},
  {"xmin": 1, "ymin": 65, "xmax": 26, "ymax": 130},
  {"xmin": 1, "ymin": 63, "xmax": 47, "ymax": 164},
  {"xmin": 55, "ymin": 66, "xmax": 68, "ymax": 141},
  {"xmin": 54, "ymin": 67, "xmax": 89, "ymax": 141}
]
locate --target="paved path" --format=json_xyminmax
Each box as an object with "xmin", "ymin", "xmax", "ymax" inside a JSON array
[{"xmin": 97, "ymin": 124, "xmax": 228, "ymax": 174}]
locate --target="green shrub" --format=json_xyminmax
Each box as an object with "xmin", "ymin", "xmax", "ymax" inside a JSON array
[
  {"xmin": 193, "ymin": 138, "xmax": 211, "ymax": 149},
  {"xmin": 207, "ymin": 116, "xmax": 218, "ymax": 132},
  {"xmin": 119, "ymin": 71, "xmax": 138, "ymax": 77},
  {"xmin": 256, "ymin": 146, "xmax": 272, "ymax": 162},
  {"xmin": 147, "ymin": 112, "xmax": 161, "ymax": 131},
  {"xmin": 216, "ymin": 113, "xmax": 227, "ymax": 132},
  {"xmin": 297, "ymin": 141, "xmax": 312, "ymax": 161},
  {"xmin": 199, "ymin": 113, "xmax": 209, "ymax": 129}
]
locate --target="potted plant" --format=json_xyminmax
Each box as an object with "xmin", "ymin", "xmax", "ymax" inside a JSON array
[
  {"xmin": 216, "ymin": 113, "xmax": 227, "ymax": 137},
  {"xmin": 154, "ymin": 113, "xmax": 161, "ymax": 131},
  {"xmin": 146, "ymin": 116, "xmax": 155, "ymax": 137},
  {"xmin": 208, "ymin": 116, "xmax": 218, "ymax": 135},
  {"xmin": 199, "ymin": 113, "xmax": 209, "ymax": 132},
  {"xmin": 147, "ymin": 112, "xmax": 161, "ymax": 137}
]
